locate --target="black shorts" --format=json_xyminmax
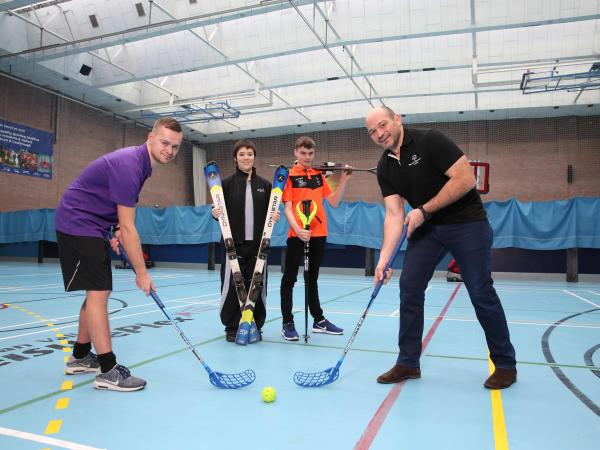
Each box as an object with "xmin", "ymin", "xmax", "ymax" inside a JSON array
[{"xmin": 56, "ymin": 231, "xmax": 113, "ymax": 292}]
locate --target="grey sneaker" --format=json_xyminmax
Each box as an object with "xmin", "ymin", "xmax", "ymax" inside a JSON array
[
  {"xmin": 94, "ymin": 364, "xmax": 147, "ymax": 392},
  {"xmin": 65, "ymin": 352, "xmax": 100, "ymax": 375}
]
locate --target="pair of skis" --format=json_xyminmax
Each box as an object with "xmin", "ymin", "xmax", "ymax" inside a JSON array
[{"xmin": 204, "ymin": 162, "xmax": 289, "ymax": 345}]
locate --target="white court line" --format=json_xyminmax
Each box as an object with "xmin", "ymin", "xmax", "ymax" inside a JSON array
[
  {"xmin": 0, "ymin": 273, "xmax": 64, "ymax": 279},
  {"xmin": 563, "ymin": 289, "xmax": 600, "ymax": 308},
  {"xmin": 589, "ymin": 290, "xmax": 600, "ymax": 296},
  {"xmin": 0, "ymin": 297, "xmax": 221, "ymax": 341},
  {"xmin": 427, "ymin": 285, "xmax": 599, "ymax": 294},
  {"xmin": 0, "ymin": 292, "xmax": 220, "ymax": 331},
  {"xmin": 443, "ymin": 316, "xmax": 600, "ymax": 329},
  {"xmin": 0, "ymin": 426, "xmax": 106, "ymax": 450},
  {"xmin": 0, "ymin": 273, "xmax": 197, "ymax": 291},
  {"xmin": 311, "ymin": 307, "xmax": 600, "ymax": 329},
  {"xmin": 389, "ymin": 286, "xmax": 432, "ymax": 316},
  {"xmin": 0, "ymin": 283, "xmax": 63, "ymax": 291}
]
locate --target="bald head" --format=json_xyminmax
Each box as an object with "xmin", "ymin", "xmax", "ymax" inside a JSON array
[
  {"xmin": 367, "ymin": 106, "xmax": 396, "ymax": 122},
  {"xmin": 365, "ymin": 106, "xmax": 403, "ymax": 152}
]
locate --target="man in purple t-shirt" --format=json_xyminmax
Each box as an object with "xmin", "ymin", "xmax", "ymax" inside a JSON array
[{"xmin": 55, "ymin": 117, "xmax": 183, "ymax": 392}]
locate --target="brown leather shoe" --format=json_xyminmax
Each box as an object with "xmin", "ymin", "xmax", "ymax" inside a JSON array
[
  {"xmin": 376, "ymin": 363, "xmax": 421, "ymax": 384},
  {"xmin": 484, "ymin": 368, "xmax": 517, "ymax": 389},
  {"xmin": 225, "ymin": 330, "xmax": 237, "ymax": 342}
]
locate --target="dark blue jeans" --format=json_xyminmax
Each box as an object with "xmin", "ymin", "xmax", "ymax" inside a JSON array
[{"xmin": 397, "ymin": 220, "xmax": 516, "ymax": 370}]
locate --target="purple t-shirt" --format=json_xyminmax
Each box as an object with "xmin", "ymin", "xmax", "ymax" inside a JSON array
[{"xmin": 55, "ymin": 143, "xmax": 152, "ymax": 238}]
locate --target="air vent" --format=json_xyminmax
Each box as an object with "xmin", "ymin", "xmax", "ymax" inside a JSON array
[
  {"xmin": 89, "ymin": 15, "xmax": 99, "ymax": 28},
  {"xmin": 135, "ymin": 3, "xmax": 145, "ymax": 17}
]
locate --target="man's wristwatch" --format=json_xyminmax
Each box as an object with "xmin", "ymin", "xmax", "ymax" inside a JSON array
[{"xmin": 418, "ymin": 205, "xmax": 432, "ymax": 221}]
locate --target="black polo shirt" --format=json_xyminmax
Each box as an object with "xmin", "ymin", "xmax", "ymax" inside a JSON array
[{"xmin": 376, "ymin": 128, "xmax": 486, "ymax": 225}]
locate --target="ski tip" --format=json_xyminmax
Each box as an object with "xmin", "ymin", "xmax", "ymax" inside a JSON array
[
  {"xmin": 204, "ymin": 161, "xmax": 220, "ymax": 181},
  {"xmin": 273, "ymin": 165, "xmax": 289, "ymax": 189}
]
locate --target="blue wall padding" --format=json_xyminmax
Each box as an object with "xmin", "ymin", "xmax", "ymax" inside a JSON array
[{"xmin": 1, "ymin": 197, "xmax": 599, "ymax": 250}]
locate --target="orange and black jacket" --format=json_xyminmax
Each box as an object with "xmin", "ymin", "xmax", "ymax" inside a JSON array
[{"xmin": 282, "ymin": 164, "xmax": 332, "ymax": 238}]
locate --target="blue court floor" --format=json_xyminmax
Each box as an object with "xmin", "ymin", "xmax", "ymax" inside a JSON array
[{"xmin": 0, "ymin": 260, "xmax": 598, "ymax": 450}]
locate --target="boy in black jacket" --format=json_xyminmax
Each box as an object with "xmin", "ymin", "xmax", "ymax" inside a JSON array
[{"xmin": 211, "ymin": 139, "xmax": 276, "ymax": 342}]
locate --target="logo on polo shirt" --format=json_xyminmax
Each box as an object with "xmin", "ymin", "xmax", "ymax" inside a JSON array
[{"xmin": 408, "ymin": 154, "xmax": 422, "ymax": 166}]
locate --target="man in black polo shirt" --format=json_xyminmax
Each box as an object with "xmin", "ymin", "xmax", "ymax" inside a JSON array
[{"xmin": 365, "ymin": 106, "xmax": 516, "ymax": 389}]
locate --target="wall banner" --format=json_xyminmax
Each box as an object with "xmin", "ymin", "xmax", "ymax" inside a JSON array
[{"xmin": 0, "ymin": 119, "xmax": 54, "ymax": 179}]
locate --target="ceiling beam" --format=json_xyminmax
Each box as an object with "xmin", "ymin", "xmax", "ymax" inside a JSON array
[
  {"xmin": 0, "ymin": 1, "xmax": 38, "ymax": 12},
  {"xmin": 0, "ymin": 0, "xmax": 324, "ymax": 61},
  {"xmin": 115, "ymin": 54, "xmax": 599, "ymax": 112},
  {"xmin": 86, "ymin": 13, "xmax": 600, "ymax": 89}
]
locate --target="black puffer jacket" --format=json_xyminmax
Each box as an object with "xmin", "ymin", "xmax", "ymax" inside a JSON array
[{"xmin": 221, "ymin": 166, "xmax": 272, "ymax": 244}]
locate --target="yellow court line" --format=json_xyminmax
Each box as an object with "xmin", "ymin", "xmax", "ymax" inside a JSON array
[
  {"xmin": 44, "ymin": 419, "xmax": 62, "ymax": 435},
  {"xmin": 488, "ymin": 359, "xmax": 509, "ymax": 450},
  {"xmin": 55, "ymin": 398, "xmax": 70, "ymax": 410},
  {"xmin": 4, "ymin": 304, "xmax": 75, "ymax": 441}
]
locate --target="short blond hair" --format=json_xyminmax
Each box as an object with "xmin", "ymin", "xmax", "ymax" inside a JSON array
[{"xmin": 153, "ymin": 117, "xmax": 182, "ymax": 133}]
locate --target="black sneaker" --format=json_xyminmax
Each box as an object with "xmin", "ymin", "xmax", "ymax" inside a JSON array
[{"xmin": 225, "ymin": 330, "xmax": 237, "ymax": 342}]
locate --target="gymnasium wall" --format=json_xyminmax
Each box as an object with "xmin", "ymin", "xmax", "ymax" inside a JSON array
[
  {"xmin": 204, "ymin": 115, "xmax": 600, "ymax": 203},
  {"xmin": 0, "ymin": 76, "xmax": 194, "ymax": 212},
  {"xmin": 1, "ymin": 75, "xmax": 599, "ymax": 213}
]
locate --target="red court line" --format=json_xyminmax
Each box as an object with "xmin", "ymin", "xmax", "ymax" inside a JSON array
[{"xmin": 354, "ymin": 283, "xmax": 462, "ymax": 450}]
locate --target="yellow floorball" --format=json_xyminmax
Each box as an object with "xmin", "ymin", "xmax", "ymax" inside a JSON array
[{"xmin": 262, "ymin": 386, "xmax": 276, "ymax": 403}]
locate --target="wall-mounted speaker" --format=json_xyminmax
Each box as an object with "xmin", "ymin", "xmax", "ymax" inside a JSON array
[
  {"xmin": 79, "ymin": 64, "xmax": 92, "ymax": 76},
  {"xmin": 567, "ymin": 164, "xmax": 573, "ymax": 184}
]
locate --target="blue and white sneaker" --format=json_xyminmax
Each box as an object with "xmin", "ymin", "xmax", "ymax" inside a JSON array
[
  {"xmin": 282, "ymin": 322, "xmax": 299, "ymax": 341},
  {"xmin": 313, "ymin": 319, "xmax": 343, "ymax": 335},
  {"xmin": 65, "ymin": 352, "xmax": 100, "ymax": 375},
  {"xmin": 94, "ymin": 364, "xmax": 146, "ymax": 392}
]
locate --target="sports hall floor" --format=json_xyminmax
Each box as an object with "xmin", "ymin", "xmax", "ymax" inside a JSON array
[{"xmin": 0, "ymin": 260, "xmax": 598, "ymax": 450}]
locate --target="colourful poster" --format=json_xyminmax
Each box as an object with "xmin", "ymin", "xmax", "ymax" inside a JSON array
[{"xmin": 0, "ymin": 119, "xmax": 54, "ymax": 179}]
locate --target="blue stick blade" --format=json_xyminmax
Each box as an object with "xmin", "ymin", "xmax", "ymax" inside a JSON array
[
  {"xmin": 209, "ymin": 369, "xmax": 256, "ymax": 389},
  {"xmin": 293, "ymin": 367, "xmax": 339, "ymax": 387}
]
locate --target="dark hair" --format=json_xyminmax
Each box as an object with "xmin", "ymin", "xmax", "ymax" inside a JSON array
[
  {"xmin": 153, "ymin": 117, "xmax": 182, "ymax": 133},
  {"xmin": 295, "ymin": 136, "xmax": 315, "ymax": 150},
  {"xmin": 232, "ymin": 139, "xmax": 257, "ymax": 159}
]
